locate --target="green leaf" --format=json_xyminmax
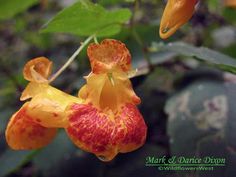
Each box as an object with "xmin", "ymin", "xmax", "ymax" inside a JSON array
[
  {"xmin": 156, "ymin": 42, "xmax": 236, "ymax": 70},
  {"xmin": 0, "ymin": 149, "xmax": 34, "ymax": 177},
  {"xmin": 41, "ymin": 0, "xmax": 132, "ymax": 37},
  {"xmin": 99, "ymin": 0, "xmax": 134, "ymax": 6},
  {"xmin": 0, "ymin": 0, "xmax": 38, "ymax": 20}
]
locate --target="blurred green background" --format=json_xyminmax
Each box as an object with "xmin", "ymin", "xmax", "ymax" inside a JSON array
[{"xmin": 1, "ymin": 0, "xmax": 236, "ymax": 177}]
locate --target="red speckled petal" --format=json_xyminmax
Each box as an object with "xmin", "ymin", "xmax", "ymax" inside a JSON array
[
  {"xmin": 5, "ymin": 103, "xmax": 57, "ymax": 150},
  {"xmin": 66, "ymin": 104, "xmax": 122, "ymax": 161},
  {"xmin": 87, "ymin": 39, "xmax": 131, "ymax": 74},
  {"xmin": 23, "ymin": 57, "xmax": 52, "ymax": 83},
  {"xmin": 66, "ymin": 103, "xmax": 147, "ymax": 161},
  {"xmin": 118, "ymin": 103, "xmax": 147, "ymax": 153}
]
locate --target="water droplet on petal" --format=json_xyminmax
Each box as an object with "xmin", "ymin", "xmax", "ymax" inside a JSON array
[
  {"xmin": 97, "ymin": 155, "xmax": 109, "ymax": 162},
  {"xmin": 162, "ymin": 27, "xmax": 170, "ymax": 34}
]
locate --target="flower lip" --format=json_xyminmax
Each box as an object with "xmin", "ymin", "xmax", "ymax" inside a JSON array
[
  {"xmin": 87, "ymin": 39, "xmax": 131, "ymax": 74},
  {"xmin": 23, "ymin": 57, "xmax": 52, "ymax": 83},
  {"xmin": 66, "ymin": 102, "xmax": 147, "ymax": 161}
]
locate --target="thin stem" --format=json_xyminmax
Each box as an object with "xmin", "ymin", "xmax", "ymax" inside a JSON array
[
  {"xmin": 132, "ymin": 29, "xmax": 153, "ymax": 69},
  {"xmin": 130, "ymin": 0, "xmax": 153, "ymax": 71},
  {"xmin": 130, "ymin": 0, "xmax": 139, "ymax": 27},
  {"xmin": 49, "ymin": 35, "xmax": 95, "ymax": 83},
  {"xmin": 94, "ymin": 36, "xmax": 99, "ymax": 44}
]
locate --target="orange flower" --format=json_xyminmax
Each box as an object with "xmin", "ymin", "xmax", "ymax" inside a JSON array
[
  {"xmin": 6, "ymin": 57, "xmax": 81, "ymax": 149},
  {"xmin": 66, "ymin": 39, "xmax": 147, "ymax": 161},
  {"xmin": 224, "ymin": 0, "xmax": 236, "ymax": 8},
  {"xmin": 159, "ymin": 0, "xmax": 198, "ymax": 39},
  {"xmin": 6, "ymin": 39, "xmax": 147, "ymax": 161}
]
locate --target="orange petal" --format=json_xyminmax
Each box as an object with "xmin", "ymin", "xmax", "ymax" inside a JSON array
[
  {"xmin": 224, "ymin": 0, "xmax": 236, "ymax": 8},
  {"xmin": 6, "ymin": 103, "xmax": 57, "ymax": 150},
  {"xmin": 79, "ymin": 72, "xmax": 140, "ymax": 111},
  {"xmin": 21, "ymin": 82, "xmax": 82, "ymax": 128},
  {"xmin": 78, "ymin": 73, "xmax": 107, "ymax": 107},
  {"xmin": 87, "ymin": 39, "xmax": 131, "ymax": 74},
  {"xmin": 66, "ymin": 104, "xmax": 120, "ymax": 161},
  {"xmin": 20, "ymin": 82, "xmax": 49, "ymax": 101},
  {"xmin": 159, "ymin": 0, "xmax": 197, "ymax": 39},
  {"xmin": 118, "ymin": 103, "xmax": 147, "ymax": 153},
  {"xmin": 23, "ymin": 57, "xmax": 52, "ymax": 83},
  {"xmin": 66, "ymin": 103, "xmax": 147, "ymax": 161}
]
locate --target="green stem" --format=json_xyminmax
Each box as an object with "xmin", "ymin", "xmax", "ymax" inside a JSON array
[
  {"xmin": 130, "ymin": 0, "xmax": 139, "ymax": 27},
  {"xmin": 49, "ymin": 35, "xmax": 95, "ymax": 83},
  {"xmin": 94, "ymin": 36, "xmax": 99, "ymax": 44},
  {"xmin": 130, "ymin": 0, "xmax": 153, "ymax": 71},
  {"xmin": 132, "ymin": 29, "xmax": 152, "ymax": 69}
]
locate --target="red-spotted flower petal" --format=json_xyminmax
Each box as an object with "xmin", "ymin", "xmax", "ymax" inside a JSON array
[
  {"xmin": 66, "ymin": 103, "xmax": 147, "ymax": 161},
  {"xmin": 20, "ymin": 82, "xmax": 82, "ymax": 128},
  {"xmin": 87, "ymin": 39, "xmax": 131, "ymax": 74},
  {"xmin": 6, "ymin": 103, "xmax": 57, "ymax": 150}
]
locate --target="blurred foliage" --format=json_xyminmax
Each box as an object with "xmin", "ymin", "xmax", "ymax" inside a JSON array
[
  {"xmin": 165, "ymin": 69, "xmax": 236, "ymax": 177},
  {"xmin": 154, "ymin": 42, "xmax": 236, "ymax": 72},
  {"xmin": 0, "ymin": 0, "xmax": 38, "ymax": 20},
  {"xmin": 1, "ymin": 0, "xmax": 236, "ymax": 177}
]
